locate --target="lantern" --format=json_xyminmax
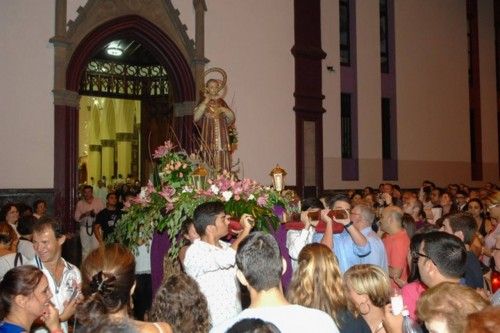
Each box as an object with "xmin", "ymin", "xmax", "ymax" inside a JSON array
[
  {"xmin": 191, "ymin": 165, "xmax": 208, "ymax": 190},
  {"xmin": 269, "ymin": 164, "xmax": 287, "ymax": 192}
]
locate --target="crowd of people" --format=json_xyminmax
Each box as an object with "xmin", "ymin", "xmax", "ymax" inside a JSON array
[{"xmin": 0, "ymin": 180, "xmax": 499, "ymax": 333}]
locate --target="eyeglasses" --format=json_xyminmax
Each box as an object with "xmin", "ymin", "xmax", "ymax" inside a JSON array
[{"xmin": 412, "ymin": 252, "xmax": 432, "ymax": 263}]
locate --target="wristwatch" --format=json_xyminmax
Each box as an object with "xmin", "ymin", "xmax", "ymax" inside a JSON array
[{"xmin": 344, "ymin": 221, "xmax": 353, "ymax": 229}]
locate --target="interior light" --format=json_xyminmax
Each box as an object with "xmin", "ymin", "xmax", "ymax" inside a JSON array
[{"xmin": 106, "ymin": 47, "xmax": 123, "ymax": 56}]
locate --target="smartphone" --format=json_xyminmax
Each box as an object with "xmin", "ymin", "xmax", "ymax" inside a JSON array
[
  {"xmin": 328, "ymin": 209, "xmax": 348, "ymax": 220},
  {"xmin": 307, "ymin": 210, "xmax": 321, "ymax": 221}
]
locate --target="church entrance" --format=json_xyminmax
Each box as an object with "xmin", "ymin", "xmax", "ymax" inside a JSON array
[
  {"xmin": 77, "ymin": 38, "xmax": 176, "ymax": 192},
  {"xmin": 55, "ymin": 14, "xmax": 197, "ymax": 229}
]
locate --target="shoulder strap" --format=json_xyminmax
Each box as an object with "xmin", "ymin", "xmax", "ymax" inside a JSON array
[
  {"xmin": 14, "ymin": 252, "xmax": 23, "ymax": 267},
  {"xmin": 35, "ymin": 255, "xmax": 43, "ymax": 269},
  {"xmin": 152, "ymin": 323, "xmax": 164, "ymax": 333}
]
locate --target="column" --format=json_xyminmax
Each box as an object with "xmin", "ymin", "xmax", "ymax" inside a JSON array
[
  {"xmin": 88, "ymin": 103, "xmax": 102, "ymax": 182},
  {"xmin": 100, "ymin": 99, "xmax": 116, "ymax": 183},
  {"xmin": 114, "ymin": 99, "xmax": 135, "ymax": 179}
]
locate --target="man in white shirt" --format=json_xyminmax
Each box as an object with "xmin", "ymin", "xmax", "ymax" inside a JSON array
[
  {"xmin": 183, "ymin": 201, "xmax": 253, "ymax": 326},
  {"xmin": 211, "ymin": 232, "xmax": 338, "ymax": 333},
  {"xmin": 31, "ymin": 217, "xmax": 81, "ymax": 333},
  {"xmin": 74, "ymin": 185, "xmax": 104, "ymax": 259}
]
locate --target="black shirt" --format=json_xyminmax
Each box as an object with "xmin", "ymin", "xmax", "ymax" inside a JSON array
[{"xmin": 95, "ymin": 208, "xmax": 122, "ymax": 241}]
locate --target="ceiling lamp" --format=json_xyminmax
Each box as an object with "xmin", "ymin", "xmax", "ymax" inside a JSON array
[{"xmin": 106, "ymin": 47, "xmax": 123, "ymax": 56}]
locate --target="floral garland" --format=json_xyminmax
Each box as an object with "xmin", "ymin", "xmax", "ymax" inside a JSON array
[{"xmin": 110, "ymin": 141, "xmax": 294, "ymax": 257}]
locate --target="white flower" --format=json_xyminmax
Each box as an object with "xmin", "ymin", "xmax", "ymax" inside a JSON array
[
  {"xmin": 248, "ymin": 194, "xmax": 255, "ymax": 200},
  {"xmin": 139, "ymin": 187, "xmax": 147, "ymax": 199},
  {"xmin": 210, "ymin": 184, "xmax": 220, "ymax": 195},
  {"xmin": 222, "ymin": 191, "xmax": 233, "ymax": 202},
  {"xmin": 182, "ymin": 186, "xmax": 193, "ymax": 193}
]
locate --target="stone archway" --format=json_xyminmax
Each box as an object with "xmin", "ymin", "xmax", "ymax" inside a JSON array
[{"xmin": 51, "ymin": 0, "xmax": 207, "ymax": 229}]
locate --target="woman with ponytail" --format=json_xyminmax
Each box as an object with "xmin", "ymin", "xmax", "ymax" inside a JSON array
[{"xmin": 76, "ymin": 244, "xmax": 172, "ymax": 333}]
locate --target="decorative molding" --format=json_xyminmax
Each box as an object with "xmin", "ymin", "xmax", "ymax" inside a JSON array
[
  {"xmin": 173, "ymin": 101, "xmax": 196, "ymax": 117},
  {"xmin": 89, "ymin": 145, "xmax": 102, "ymax": 152},
  {"xmin": 116, "ymin": 132, "xmax": 134, "ymax": 142},
  {"xmin": 52, "ymin": 89, "xmax": 80, "ymax": 107},
  {"xmin": 49, "ymin": 36, "xmax": 71, "ymax": 47},
  {"xmin": 66, "ymin": 0, "xmax": 195, "ymax": 60},
  {"xmin": 101, "ymin": 139, "xmax": 116, "ymax": 147}
]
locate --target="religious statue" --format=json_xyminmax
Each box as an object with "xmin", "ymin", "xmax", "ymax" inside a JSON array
[{"xmin": 194, "ymin": 68, "xmax": 235, "ymax": 172}]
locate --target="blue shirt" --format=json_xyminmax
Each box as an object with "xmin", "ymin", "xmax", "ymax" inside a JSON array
[
  {"xmin": 313, "ymin": 229, "xmax": 371, "ymax": 273},
  {"xmin": 0, "ymin": 322, "xmax": 24, "ymax": 333},
  {"xmin": 359, "ymin": 227, "xmax": 388, "ymax": 272}
]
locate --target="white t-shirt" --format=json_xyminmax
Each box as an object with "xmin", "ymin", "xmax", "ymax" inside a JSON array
[
  {"xmin": 286, "ymin": 227, "xmax": 315, "ymax": 271},
  {"xmin": 210, "ymin": 304, "xmax": 339, "ymax": 333},
  {"xmin": 0, "ymin": 252, "xmax": 27, "ymax": 280},
  {"xmin": 17, "ymin": 238, "xmax": 36, "ymax": 260},
  {"xmin": 135, "ymin": 241, "xmax": 152, "ymax": 274},
  {"xmin": 184, "ymin": 239, "xmax": 241, "ymax": 326},
  {"xmin": 31, "ymin": 256, "xmax": 81, "ymax": 333}
]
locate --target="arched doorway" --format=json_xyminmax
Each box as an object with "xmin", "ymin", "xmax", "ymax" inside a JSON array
[{"xmin": 54, "ymin": 14, "xmax": 198, "ymax": 230}]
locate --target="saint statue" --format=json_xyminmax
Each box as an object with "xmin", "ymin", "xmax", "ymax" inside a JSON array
[{"xmin": 194, "ymin": 68, "xmax": 235, "ymax": 172}]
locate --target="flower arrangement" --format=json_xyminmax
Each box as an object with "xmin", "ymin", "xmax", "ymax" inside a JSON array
[{"xmin": 110, "ymin": 141, "xmax": 294, "ymax": 257}]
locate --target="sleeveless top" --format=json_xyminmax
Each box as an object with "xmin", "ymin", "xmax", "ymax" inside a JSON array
[{"xmin": 0, "ymin": 322, "xmax": 25, "ymax": 333}]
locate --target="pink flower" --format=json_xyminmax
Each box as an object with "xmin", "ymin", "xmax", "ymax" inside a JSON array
[
  {"xmin": 152, "ymin": 141, "xmax": 175, "ymax": 159},
  {"xmin": 165, "ymin": 202, "xmax": 174, "ymax": 212},
  {"xmin": 159, "ymin": 186, "xmax": 176, "ymax": 201},
  {"xmin": 257, "ymin": 194, "xmax": 268, "ymax": 206}
]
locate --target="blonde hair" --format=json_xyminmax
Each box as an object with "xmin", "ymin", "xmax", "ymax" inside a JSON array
[
  {"xmin": 417, "ymin": 282, "xmax": 490, "ymax": 333},
  {"xmin": 343, "ymin": 264, "xmax": 390, "ymax": 314},
  {"xmin": 287, "ymin": 243, "xmax": 347, "ymax": 326}
]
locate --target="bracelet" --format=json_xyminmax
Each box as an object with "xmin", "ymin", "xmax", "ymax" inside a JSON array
[{"xmin": 344, "ymin": 221, "xmax": 353, "ymax": 229}]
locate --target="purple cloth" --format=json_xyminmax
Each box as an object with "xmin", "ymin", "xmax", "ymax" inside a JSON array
[
  {"xmin": 151, "ymin": 231, "xmax": 171, "ymax": 295},
  {"xmin": 274, "ymin": 223, "xmax": 293, "ymax": 291}
]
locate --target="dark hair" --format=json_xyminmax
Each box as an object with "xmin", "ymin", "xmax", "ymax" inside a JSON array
[
  {"xmin": 33, "ymin": 217, "xmax": 65, "ymax": 238},
  {"xmin": 33, "ymin": 199, "xmax": 47, "ymax": 212},
  {"xmin": 326, "ymin": 193, "xmax": 351, "ymax": 209},
  {"xmin": 0, "ymin": 266, "xmax": 45, "ymax": 320},
  {"xmin": 193, "ymin": 201, "xmax": 224, "ymax": 236},
  {"xmin": 150, "ymin": 272, "xmax": 209, "ymax": 333},
  {"xmin": 448, "ymin": 213, "xmax": 477, "ymax": 245},
  {"xmin": 106, "ymin": 192, "xmax": 117, "ymax": 200},
  {"xmin": 77, "ymin": 244, "xmax": 136, "ymax": 325},
  {"xmin": 83, "ymin": 185, "xmax": 93, "ymax": 192},
  {"xmin": 300, "ymin": 197, "xmax": 324, "ymax": 212},
  {"xmin": 402, "ymin": 213, "xmax": 416, "ymax": 239},
  {"xmin": 18, "ymin": 203, "xmax": 33, "ymax": 217},
  {"xmin": 227, "ymin": 319, "xmax": 281, "ymax": 333},
  {"xmin": 236, "ymin": 232, "xmax": 282, "ymax": 291},
  {"xmin": 422, "ymin": 231, "xmax": 466, "ymax": 279},
  {"xmin": 408, "ymin": 233, "xmax": 426, "ymax": 282},
  {"xmin": 0, "ymin": 203, "xmax": 18, "ymax": 222},
  {"xmin": 75, "ymin": 318, "xmax": 139, "ymax": 333},
  {"xmin": 17, "ymin": 215, "xmax": 36, "ymax": 236}
]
